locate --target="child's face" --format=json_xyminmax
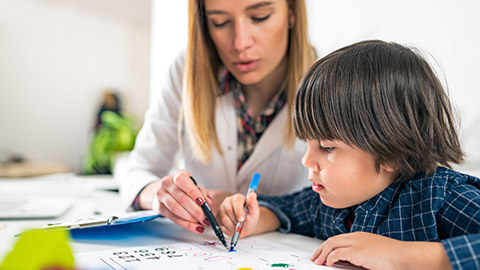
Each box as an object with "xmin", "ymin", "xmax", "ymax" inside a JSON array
[{"xmin": 302, "ymin": 140, "xmax": 396, "ymax": 209}]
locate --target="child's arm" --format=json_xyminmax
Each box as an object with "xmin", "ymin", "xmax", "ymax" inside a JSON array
[
  {"xmin": 436, "ymin": 181, "xmax": 480, "ymax": 270},
  {"xmin": 312, "ymin": 177, "xmax": 480, "ymax": 270},
  {"xmin": 311, "ymin": 232, "xmax": 452, "ymax": 270},
  {"xmin": 217, "ymin": 193, "xmax": 280, "ymax": 238}
]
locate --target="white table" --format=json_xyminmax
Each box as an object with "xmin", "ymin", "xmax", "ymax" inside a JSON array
[
  {"xmin": 0, "ymin": 175, "xmax": 122, "ymax": 259},
  {"xmin": 0, "ymin": 174, "xmax": 326, "ymax": 268}
]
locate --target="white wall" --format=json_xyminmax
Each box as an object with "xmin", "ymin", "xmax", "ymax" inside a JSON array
[
  {"xmin": 0, "ymin": 0, "xmax": 151, "ymax": 173},
  {"xmin": 150, "ymin": 0, "xmax": 188, "ymax": 107},
  {"xmin": 305, "ymin": 0, "xmax": 480, "ymax": 172},
  {"xmin": 2, "ymin": 0, "xmax": 479, "ymax": 175}
]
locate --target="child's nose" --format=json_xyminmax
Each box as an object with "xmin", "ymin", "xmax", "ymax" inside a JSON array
[{"xmin": 301, "ymin": 150, "xmax": 319, "ymax": 172}]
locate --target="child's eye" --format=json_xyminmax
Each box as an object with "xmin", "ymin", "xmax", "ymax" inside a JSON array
[
  {"xmin": 252, "ymin": 13, "xmax": 271, "ymax": 22},
  {"xmin": 320, "ymin": 146, "xmax": 335, "ymax": 153}
]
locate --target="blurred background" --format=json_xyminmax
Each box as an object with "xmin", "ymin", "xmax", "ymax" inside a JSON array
[{"xmin": 0, "ymin": 0, "xmax": 479, "ymax": 176}]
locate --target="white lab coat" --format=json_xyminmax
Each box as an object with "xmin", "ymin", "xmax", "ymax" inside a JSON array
[{"xmin": 118, "ymin": 52, "xmax": 309, "ymax": 209}]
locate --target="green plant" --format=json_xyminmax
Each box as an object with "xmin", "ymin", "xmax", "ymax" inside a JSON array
[{"xmin": 83, "ymin": 111, "xmax": 138, "ymax": 174}]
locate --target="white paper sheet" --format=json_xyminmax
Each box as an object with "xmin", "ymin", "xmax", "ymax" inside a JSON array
[{"xmin": 75, "ymin": 237, "xmax": 358, "ymax": 270}]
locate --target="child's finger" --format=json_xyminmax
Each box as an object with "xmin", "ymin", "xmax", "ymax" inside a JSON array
[
  {"xmin": 217, "ymin": 195, "xmax": 244, "ymax": 236},
  {"xmin": 219, "ymin": 212, "xmax": 236, "ymax": 236},
  {"xmin": 314, "ymin": 234, "xmax": 351, "ymax": 265},
  {"xmin": 325, "ymin": 247, "xmax": 347, "ymax": 267},
  {"xmin": 246, "ymin": 192, "xmax": 258, "ymax": 217},
  {"xmin": 311, "ymin": 245, "xmax": 324, "ymax": 263},
  {"xmin": 232, "ymin": 194, "xmax": 247, "ymax": 222}
]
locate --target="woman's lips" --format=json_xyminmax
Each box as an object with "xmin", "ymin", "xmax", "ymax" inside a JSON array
[{"xmin": 234, "ymin": 60, "xmax": 258, "ymax": 72}]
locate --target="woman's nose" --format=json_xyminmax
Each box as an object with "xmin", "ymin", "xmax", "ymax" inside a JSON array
[{"xmin": 233, "ymin": 19, "xmax": 253, "ymax": 52}]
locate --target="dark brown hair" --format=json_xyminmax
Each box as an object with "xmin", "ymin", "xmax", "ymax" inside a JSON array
[{"xmin": 293, "ymin": 40, "xmax": 464, "ymax": 182}]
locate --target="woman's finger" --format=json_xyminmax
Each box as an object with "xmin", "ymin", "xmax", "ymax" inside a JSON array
[{"xmin": 157, "ymin": 201, "xmax": 205, "ymax": 234}]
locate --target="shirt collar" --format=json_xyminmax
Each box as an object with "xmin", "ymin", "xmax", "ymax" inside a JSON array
[
  {"xmin": 218, "ymin": 68, "xmax": 237, "ymax": 96},
  {"xmin": 218, "ymin": 68, "xmax": 287, "ymax": 117},
  {"xmin": 356, "ymin": 180, "xmax": 403, "ymax": 214}
]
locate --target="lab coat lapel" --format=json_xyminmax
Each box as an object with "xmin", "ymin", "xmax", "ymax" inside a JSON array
[
  {"xmin": 215, "ymin": 93, "xmax": 237, "ymax": 190},
  {"xmin": 237, "ymin": 107, "xmax": 287, "ymax": 181}
]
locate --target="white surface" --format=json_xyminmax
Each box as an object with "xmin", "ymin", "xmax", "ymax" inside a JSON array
[
  {"xmin": 0, "ymin": 173, "xmax": 118, "ymax": 196},
  {"xmin": 74, "ymin": 227, "xmax": 329, "ymax": 270},
  {"xmin": 0, "ymin": 0, "xmax": 151, "ymax": 173},
  {"xmin": 0, "ymin": 197, "xmax": 74, "ymax": 220},
  {"xmin": 304, "ymin": 0, "xmax": 480, "ymax": 173},
  {"xmin": 0, "ymin": 189, "xmax": 122, "ymax": 262},
  {"xmin": 0, "ymin": 176, "xmax": 326, "ymax": 269}
]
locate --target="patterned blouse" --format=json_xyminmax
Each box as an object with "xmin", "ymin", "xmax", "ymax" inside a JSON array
[{"xmin": 219, "ymin": 70, "xmax": 286, "ymax": 171}]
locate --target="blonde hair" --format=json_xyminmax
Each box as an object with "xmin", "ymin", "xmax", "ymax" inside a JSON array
[{"xmin": 183, "ymin": 0, "xmax": 315, "ymax": 163}]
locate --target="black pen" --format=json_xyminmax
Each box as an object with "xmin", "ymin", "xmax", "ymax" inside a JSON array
[{"xmin": 190, "ymin": 176, "xmax": 228, "ymax": 250}]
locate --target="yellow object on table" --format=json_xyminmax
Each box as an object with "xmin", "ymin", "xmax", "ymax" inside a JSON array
[{"xmin": 0, "ymin": 229, "xmax": 75, "ymax": 270}]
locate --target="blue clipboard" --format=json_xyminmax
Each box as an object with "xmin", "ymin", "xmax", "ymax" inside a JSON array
[{"xmin": 67, "ymin": 211, "xmax": 163, "ymax": 240}]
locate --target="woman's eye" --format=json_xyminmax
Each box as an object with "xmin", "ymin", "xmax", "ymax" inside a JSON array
[
  {"xmin": 212, "ymin": 20, "xmax": 229, "ymax": 28},
  {"xmin": 252, "ymin": 14, "xmax": 271, "ymax": 22}
]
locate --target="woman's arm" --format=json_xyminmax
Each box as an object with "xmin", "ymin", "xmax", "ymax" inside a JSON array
[{"xmin": 118, "ymin": 51, "xmax": 186, "ymax": 209}]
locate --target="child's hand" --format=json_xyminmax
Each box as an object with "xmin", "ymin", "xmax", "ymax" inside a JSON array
[
  {"xmin": 217, "ymin": 192, "xmax": 260, "ymax": 238},
  {"xmin": 310, "ymin": 232, "xmax": 451, "ymax": 270},
  {"xmin": 311, "ymin": 232, "xmax": 405, "ymax": 269}
]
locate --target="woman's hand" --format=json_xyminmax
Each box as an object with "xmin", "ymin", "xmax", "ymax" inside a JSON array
[
  {"xmin": 311, "ymin": 232, "xmax": 452, "ymax": 270},
  {"xmin": 217, "ymin": 192, "xmax": 260, "ymax": 238},
  {"xmin": 138, "ymin": 170, "xmax": 213, "ymax": 234}
]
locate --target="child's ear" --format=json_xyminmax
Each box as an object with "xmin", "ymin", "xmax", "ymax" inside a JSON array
[{"xmin": 381, "ymin": 164, "xmax": 395, "ymax": 173}]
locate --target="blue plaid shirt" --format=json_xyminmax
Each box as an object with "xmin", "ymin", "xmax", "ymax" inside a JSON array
[{"xmin": 258, "ymin": 167, "xmax": 480, "ymax": 270}]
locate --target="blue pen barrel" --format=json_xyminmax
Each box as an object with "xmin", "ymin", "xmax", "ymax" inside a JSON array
[{"xmin": 229, "ymin": 173, "xmax": 261, "ymax": 250}]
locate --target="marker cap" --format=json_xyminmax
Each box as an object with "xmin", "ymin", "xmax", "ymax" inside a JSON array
[{"xmin": 248, "ymin": 173, "xmax": 260, "ymax": 191}]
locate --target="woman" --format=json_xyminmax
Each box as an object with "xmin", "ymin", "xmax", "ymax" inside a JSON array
[{"xmin": 119, "ymin": 0, "xmax": 316, "ymax": 234}]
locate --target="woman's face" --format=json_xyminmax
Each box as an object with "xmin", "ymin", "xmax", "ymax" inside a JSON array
[{"xmin": 204, "ymin": 0, "xmax": 293, "ymax": 86}]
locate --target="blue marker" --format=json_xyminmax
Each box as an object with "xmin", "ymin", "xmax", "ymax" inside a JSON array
[{"xmin": 229, "ymin": 173, "xmax": 261, "ymax": 251}]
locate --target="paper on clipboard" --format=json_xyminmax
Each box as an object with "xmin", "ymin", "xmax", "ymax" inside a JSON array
[{"xmin": 43, "ymin": 210, "xmax": 161, "ymax": 231}]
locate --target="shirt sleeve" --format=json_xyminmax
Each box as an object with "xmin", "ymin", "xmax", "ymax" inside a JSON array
[
  {"xmin": 258, "ymin": 187, "xmax": 319, "ymax": 237},
  {"xmin": 437, "ymin": 180, "xmax": 480, "ymax": 270},
  {"xmin": 442, "ymin": 234, "xmax": 480, "ymax": 270}
]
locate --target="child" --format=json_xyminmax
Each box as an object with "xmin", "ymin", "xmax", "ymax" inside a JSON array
[{"xmin": 217, "ymin": 40, "xmax": 480, "ymax": 270}]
